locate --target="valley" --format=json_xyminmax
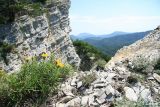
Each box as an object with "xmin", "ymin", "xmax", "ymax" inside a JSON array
[{"xmin": 71, "ymin": 31, "xmax": 151, "ymax": 55}]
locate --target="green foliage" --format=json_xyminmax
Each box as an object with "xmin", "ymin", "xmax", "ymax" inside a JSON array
[
  {"xmin": 0, "ymin": 58, "xmax": 73, "ymax": 107},
  {"xmin": 127, "ymin": 76, "xmax": 138, "ymax": 85},
  {"xmin": 80, "ymin": 73, "xmax": 97, "ymax": 88},
  {"xmin": 154, "ymin": 59, "xmax": 160, "ymax": 75},
  {"xmin": 83, "ymin": 31, "xmax": 150, "ymax": 56},
  {"xmin": 35, "ymin": 0, "xmax": 47, "ymax": 4},
  {"xmin": 73, "ymin": 40, "xmax": 111, "ymax": 70},
  {"xmin": 95, "ymin": 59, "xmax": 106, "ymax": 68},
  {"xmin": 154, "ymin": 70, "xmax": 160, "ymax": 75},
  {"xmin": 131, "ymin": 57, "xmax": 150, "ymax": 74},
  {"xmin": 0, "ymin": 42, "xmax": 15, "ymax": 64},
  {"xmin": 0, "ymin": 0, "xmax": 48, "ymax": 24},
  {"xmin": 154, "ymin": 59, "xmax": 160, "ymax": 70},
  {"xmin": 27, "ymin": 3, "xmax": 44, "ymax": 17},
  {"xmin": 115, "ymin": 98, "xmax": 146, "ymax": 107}
]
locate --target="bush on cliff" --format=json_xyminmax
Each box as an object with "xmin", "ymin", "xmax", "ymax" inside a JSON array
[
  {"xmin": 0, "ymin": 42, "xmax": 15, "ymax": 64},
  {"xmin": 154, "ymin": 59, "xmax": 160, "ymax": 75},
  {"xmin": 73, "ymin": 40, "xmax": 111, "ymax": 70},
  {"xmin": 0, "ymin": 57, "xmax": 73, "ymax": 107},
  {"xmin": 0, "ymin": 0, "xmax": 48, "ymax": 24}
]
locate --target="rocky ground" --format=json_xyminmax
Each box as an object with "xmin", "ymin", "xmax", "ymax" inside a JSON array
[
  {"xmin": 41, "ymin": 26, "xmax": 160, "ymax": 107},
  {"xmin": 41, "ymin": 69, "xmax": 160, "ymax": 107}
]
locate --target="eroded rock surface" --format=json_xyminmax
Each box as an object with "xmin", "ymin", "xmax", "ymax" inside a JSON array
[
  {"xmin": 43, "ymin": 69, "xmax": 160, "ymax": 107},
  {"xmin": 0, "ymin": 0, "xmax": 80, "ymax": 72}
]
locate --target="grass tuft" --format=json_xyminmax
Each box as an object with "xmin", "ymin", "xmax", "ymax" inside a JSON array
[{"xmin": 0, "ymin": 57, "xmax": 73, "ymax": 107}]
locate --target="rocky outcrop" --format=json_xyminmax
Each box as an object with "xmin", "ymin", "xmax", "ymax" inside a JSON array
[
  {"xmin": 0, "ymin": 0, "xmax": 80, "ymax": 72},
  {"xmin": 43, "ymin": 70, "xmax": 160, "ymax": 107},
  {"xmin": 106, "ymin": 26, "xmax": 160, "ymax": 70},
  {"xmin": 42, "ymin": 26, "xmax": 160, "ymax": 107}
]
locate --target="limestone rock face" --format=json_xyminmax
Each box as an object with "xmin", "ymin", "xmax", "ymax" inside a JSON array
[
  {"xmin": 106, "ymin": 26, "xmax": 160, "ymax": 73},
  {"xmin": 0, "ymin": 0, "xmax": 80, "ymax": 72}
]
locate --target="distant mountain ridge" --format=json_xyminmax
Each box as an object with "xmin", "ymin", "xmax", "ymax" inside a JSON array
[
  {"xmin": 71, "ymin": 30, "xmax": 151, "ymax": 56},
  {"xmin": 71, "ymin": 33, "xmax": 95, "ymax": 40},
  {"xmin": 71, "ymin": 31, "xmax": 129, "ymax": 40}
]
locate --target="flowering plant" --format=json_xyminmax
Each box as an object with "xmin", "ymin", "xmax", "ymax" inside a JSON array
[{"xmin": 55, "ymin": 59, "xmax": 64, "ymax": 68}]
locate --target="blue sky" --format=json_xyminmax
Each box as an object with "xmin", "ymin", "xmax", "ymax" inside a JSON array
[{"xmin": 70, "ymin": 0, "xmax": 160, "ymax": 35}]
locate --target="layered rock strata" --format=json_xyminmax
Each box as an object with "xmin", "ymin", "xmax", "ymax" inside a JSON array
[{"xmin": 0, "ymin": 0, "xmax": 80, "ymax": 72}]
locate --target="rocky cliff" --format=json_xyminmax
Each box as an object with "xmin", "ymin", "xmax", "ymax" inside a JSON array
[
  {"xmin": 0, "ymin": 0, "xmax": 80, "ymax": 72},
  {"xmin": 106, "ymin": 26, "xmax": 160, "ymax": 73}
]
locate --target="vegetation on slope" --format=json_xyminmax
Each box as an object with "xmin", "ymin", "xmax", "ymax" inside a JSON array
[
  {"xmin": 154, "ymin": 59, "xmax": 160, "ymax": 75},
  {"xmin": 73, "ymin": 40, "xmax": 111, "ymax": 71},
  {"xmin": 0, "ymin": 0, "xmax": 48, "ymax": 24},
  {"xmin": 83, "ymin": 31, "xmax": 151, "ymax": 55},
  {"xmin": 0, "ymin": 56, "xmax": 73, "ymax": 107},
  {"xmin": 0, "ymin": 42, "xmax": 15, "ymax": 64}
]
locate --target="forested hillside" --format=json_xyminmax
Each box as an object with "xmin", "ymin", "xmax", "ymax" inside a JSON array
[
  {"xmin": 83, "ymin": 31, "xmax": 151, "ymax": 55},
  {"xmin": 73, "ymin": 40, "xmax": 111, "ymax": 70}
]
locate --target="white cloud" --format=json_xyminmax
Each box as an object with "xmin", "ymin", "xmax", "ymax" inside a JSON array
[
  {"xmin": 70, "ymin": 15, "xmax": 160, "ymax": 35},
  {"xmin": 70, "ymin": 15, "xmax": 160, "ymax": 24}
]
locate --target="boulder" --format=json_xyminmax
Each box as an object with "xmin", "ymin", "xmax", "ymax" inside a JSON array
[
  {"xmin": 105, "ymin": 93, "xmax": 113, "ymax": 102},
  {"xmin": 96, "ymin": 92, "xmax": 107, "ymax": 104},
  {"xmin": 153, "ymin": 73, "xmax": 160, "ymax": 83},
  {"xmin": 88, "ymin": 94, "xmax": 96, "ymax": 106},
  {"xmin": 77, "ymin": 81, "xmax": 83, "ymax": 89},
  {"xmin": 81, "ymin": 96, "xmax": 89, "ymax": 106},
  {"xmin": 56, "ymin": 103, "xmax": 66, "ymax": 107},
  {"xmin": 70, "ymin": 78, "xmax": 78, "ymax": 86},
  {"xmin": 66, "ymin": 97, "xmax": 81, "ymax": 107},
  {"xmin": 93, "ymin": 89, "xmax": 105, "ymax": 97},
  {"xmin": 124, "ymin": 87, "xmax": 138, "ymax": 101},
  {"xmin": 61, "ymin": 83, "xmax": 75, "ymax": 97},
  {"xmin": 84, "ymin": 86, "xmax": 94, "ymax": 95},
  {"xmin": 92, "ymin": 78, "xmax": 106, "ymax": 84},
  {"xmin": 59, "ymin": 96, "xmax": 74, "ymax": 103},
  {"xmin": 94, "ymin": 83, "xmax": 107, "ymax": 88},
  {"xmin": 140, "ymin": 89, "xmax": 152, "ymax": 102},
  {"xmin": 105, "ymin": 84, "xmax": 115, "ymax": 95}
]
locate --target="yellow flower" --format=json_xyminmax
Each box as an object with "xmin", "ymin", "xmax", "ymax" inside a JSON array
[
  {"xmin": 24, "ymin": 56, "xmax": 32, "ymax": 62},
  {"xmin": 55, "ymin": 59, "xmax": 64, "ymax": 68},
  {"xmin": 57, "ymin": 63, "xmax": 64, "ymax": 68},
  {"xmin": 41, "ymin": 52, "xmax": 49, "ymax": 58},
  {"xmin": 55, "ymin": 59, "xmax": 61, "ymax": 64}
]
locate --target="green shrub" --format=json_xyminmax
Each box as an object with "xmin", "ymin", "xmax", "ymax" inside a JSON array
[
  {"xmin": 153, "ymin": 59, "xmax": 160, "ymax": 75},
  {"xmin": 131, "ymin": 57, "xmax": 150, "ymax": 74},
  {"xmin": 95, "ymin": 59, "xmax": 106, "ymax": 69},
  {"xmin": 154, "ymin": 59, "xmax": 160, "ymax": 70},
  {"xmin": 115, "ymin": 98, "xmax": 145, "ymax": 107},
  {"xmin": 73, "ymin": 40, "xmax": 111, "ymax": 70},
  {"xmin": 0, "ymin": 42, "xmax": 15, "ymax": 64},
  {"xmin": 127, "ymin": 76, "xmax": 138, "ymax": 85},
  {"xmin": 80, "ymin": 73, "xmax": 97, "ymax": 88},
  {"xmin": 35, "ymin": 0, "xmax": 47, "ymax": 4},
  {"xmin": 154, "ymin": 70, "xmax": 160, "ymax": 75},
  {"xmin": 0, "ymin": 0, "xmax": 48, "ymax": 24},
  {"xmin": 0, "ymin": 58, "xmax": 73, "ymax": 107}
]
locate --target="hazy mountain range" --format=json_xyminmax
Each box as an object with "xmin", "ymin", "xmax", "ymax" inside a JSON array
[
  {"xmin": 71, "ymin": 31, "xmax": 129, "ymax": 40},
  {"xmin": 71, "ymin": 31, "xmax": 151, "ymax": 55}
]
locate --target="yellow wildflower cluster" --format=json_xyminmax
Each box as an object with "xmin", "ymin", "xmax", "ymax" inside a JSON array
[
  {"xmin": 41, "ymin": 52, "xmax": 49, "ymax": 59},
  {"xmin": 23, "ymin": 51, "xmax": 64, "ymax": 68},
  {"xmin": 55, "ymin": 59, "xmax": 64, "ymax": 68}
]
